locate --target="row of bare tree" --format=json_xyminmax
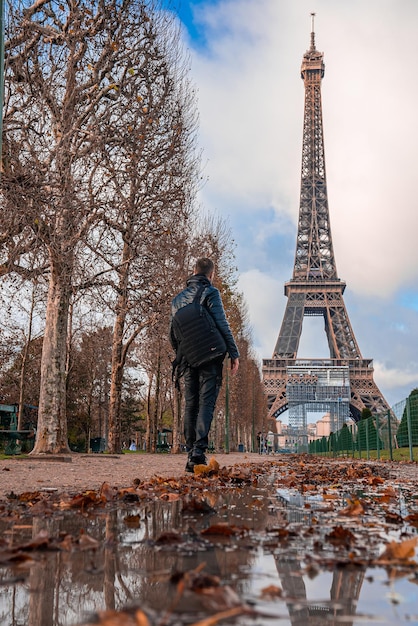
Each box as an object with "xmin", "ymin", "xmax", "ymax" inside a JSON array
[{"xmin": 0, "ymin": 0, "xmax": 267, "ymax": 454}]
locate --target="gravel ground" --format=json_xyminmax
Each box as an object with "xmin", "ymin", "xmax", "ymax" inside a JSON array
[
  {"xmin": 1, "ymin": 452, "xmax": 417, "ymax": 500},
  {"xmin": 0, "ymin": 452, "xmax": 273, "ymax": 498}
]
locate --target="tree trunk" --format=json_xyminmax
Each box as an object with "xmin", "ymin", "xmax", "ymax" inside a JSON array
[
  {"xmin": 145, "ymin": 373, "xmax": 153, "ymax": 453},
  {"xmin": 108, "ymin": 324, "xmax": 124, "ymax": 453},
  {"xmin": 18, "ymin": 286, "xmax": 36, "ymax": 430},
  {"xmin": 31, "ymin": 260, "xmax": 72, "ymax": 454},
  {"xmin": 152, "ymin": 349, "xmax": 161, "ymax": 453},
  {"xmin": 171, "ymin": 387, "xmax": 182, "ymax": 454},
  {"xmin": 108, "ymin": 244, "xmax": 130, "ymax": 453}
]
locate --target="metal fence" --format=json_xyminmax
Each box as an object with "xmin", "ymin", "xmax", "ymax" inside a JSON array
[{"xmin": 308, "ymin": 392, "xmax": 418, "ymax": 461}]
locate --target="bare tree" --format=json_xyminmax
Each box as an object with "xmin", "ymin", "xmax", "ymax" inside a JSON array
[
  {"xmin": 0, "ymin": 0, "xmax": 199, "ymax": 453},
  {"xmin": 82, "ymin": 5, "xmax": 200, "ymax": 452}
]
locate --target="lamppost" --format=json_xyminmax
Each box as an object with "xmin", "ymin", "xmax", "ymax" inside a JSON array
[{"xmin": 224, "ymin": 365, "xmax": 229, "ymax": 453}]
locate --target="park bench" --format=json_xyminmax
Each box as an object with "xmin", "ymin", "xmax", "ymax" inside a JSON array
[{"xmin": 0, "ymin": 412, "xmax": 35, "ymax": 455}]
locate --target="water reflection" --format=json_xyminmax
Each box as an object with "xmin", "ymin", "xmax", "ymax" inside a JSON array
[
  {"xmin": 274, "ymin": 555, "xmax": 364, "ymax": 626},
  {"xmin": 0, "ymin": 480, "xmax": 417, "ymax": 625}
]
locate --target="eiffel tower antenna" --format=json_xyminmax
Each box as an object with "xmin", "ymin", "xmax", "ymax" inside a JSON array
[
  {"xmin": 310, "ymin": 12, "xmax": 316, "ymax": 50},
  {"xmin": 262, "ymin": 18, "xmax": 390, "ymax": 427}
]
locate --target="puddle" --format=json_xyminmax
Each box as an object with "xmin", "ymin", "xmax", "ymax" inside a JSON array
[{"xmin": 0, "ymin": 478, "xmax": 417, "ymax": 625}]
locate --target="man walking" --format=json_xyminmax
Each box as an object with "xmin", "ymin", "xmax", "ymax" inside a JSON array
[{"xmin": 170, "ymin": 258, "xmax": 239, "ymax": 472}]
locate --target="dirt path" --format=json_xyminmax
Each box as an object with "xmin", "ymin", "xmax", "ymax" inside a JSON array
[
  {"xmin": 1, "ymin": 451, "xmax": 417, "ymax": 499},
  {"xmin": 0, "ymin": 452, "xmax": 271, "ymax": 498}
]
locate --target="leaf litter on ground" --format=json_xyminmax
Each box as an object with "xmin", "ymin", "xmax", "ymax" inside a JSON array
[{"xmin": 0, "ymin": 454, "xmax": 417, "ymax": 625}]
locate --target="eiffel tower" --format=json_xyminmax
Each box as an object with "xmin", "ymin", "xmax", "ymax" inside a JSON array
[{"xmin": 262, "ymin": 17, "xmax": 390, "ymax": 424}]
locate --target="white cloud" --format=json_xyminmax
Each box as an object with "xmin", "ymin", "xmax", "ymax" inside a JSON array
[
  {"xmin": 188, "ymin": 0, "xmax": 418, "ymax": 297},
  {"xmin": 237, "ymin": 269, "xmax": 284, "ymax": 359},
  {"xmin": 373, "ymin": 362, "xmax": 418, "ymax": 392}
]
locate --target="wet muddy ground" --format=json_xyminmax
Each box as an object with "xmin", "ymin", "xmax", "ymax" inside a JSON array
[{"xmin": 0, "ymin": 455, "xmax": 417, "ymax": 625}]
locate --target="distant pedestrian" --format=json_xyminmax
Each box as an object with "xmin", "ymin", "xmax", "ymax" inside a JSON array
[
  {"xmin": 266, "ymin": 431, "xmax": 274, "ymax": 455},
  {"xmin": 170, "ymin": 258, "xmax": 239, "ymax": 473}
]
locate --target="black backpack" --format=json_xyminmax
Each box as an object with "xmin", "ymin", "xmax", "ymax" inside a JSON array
[{"xmin": 172, "ymin": 285, "xmax": 227, "ymax": 369}]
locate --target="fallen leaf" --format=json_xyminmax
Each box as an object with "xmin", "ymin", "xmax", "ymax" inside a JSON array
[
  {"xmin": 182, "ymin": 498, "xmax": 216, "ymax": 514},
  {"xmin": 368, "ymin": 476, "xmax": 385, "ymax": 486},
  {"xmin": 326, "ymin": 525, "xmax": 355, "ymax": 545},
  {"xmin": 124, "ymin": 514, "xmax": 141, "ymax": 528},
  {"xmin": 100, "ymin": 482, "xmax": 117, "ymax": 501},
  {"xmin": 385, "ymin": 512, "xmax": 403, "ymax": 525},
  {"xmin": 260, "ymin": 584, "xmax": 282, "ymax": 598},
  {"xmin": 378, "ymin": 537, "xmax": 418, "ymax": 563},
  {"xmin": 201, "ymin": 523, "xmax": 247, "ymax": 537},
  {"xmin": 405, "ymin": 513, "xmax": 418, "ymax": 528},
  {"xmin": 159, "ymin": 492, "xmax": 180, "ymax": 501},
  {"xmin": 339, "ymin": 498, "xmax": 364, "ymax": 516},
  {"xmin": 155, "ymin": 531, "xmax": 183, "ymax": 545},
  {"xmin": 78, "ymin": 533, "xmax": 100, "ymax": 551},
  {"xmin": 194, "ymin": 458, "xmax": 220, "ymax": 476}
]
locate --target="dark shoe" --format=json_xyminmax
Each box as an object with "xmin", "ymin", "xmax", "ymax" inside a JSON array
[
  {"xmin": 191, "ymin": 453, "xmax": 207, "ymax": 466},
  {"xmin": 185, "ymin": 459, "xmax": 195, "ymax": 473}
]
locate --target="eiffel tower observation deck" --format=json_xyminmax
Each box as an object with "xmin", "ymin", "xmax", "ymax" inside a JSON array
[{"xmin": 262, "ymin": 16, "xmax": 390, "ymax": 427}]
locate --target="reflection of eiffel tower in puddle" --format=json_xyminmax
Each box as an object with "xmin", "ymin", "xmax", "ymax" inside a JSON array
[
  {"xmin": 262, "ymin": 15, "xmax": 390, "ymax": 432},
  {"xmin": 273, "ymin": 489, "xmax": 365, "ymax": 625},
  {"xmin": 274, "ymin": 555, "xmax": 364, "ymax": 626}
]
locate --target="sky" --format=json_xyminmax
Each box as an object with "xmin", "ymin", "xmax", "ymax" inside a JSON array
[{"xmin": 166, "ymin": 0, "xmax": 418, "ymax": 410}]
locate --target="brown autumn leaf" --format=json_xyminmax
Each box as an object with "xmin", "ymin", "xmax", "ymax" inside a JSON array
[
  {"xmin": 368, "ymin": 476, "xmax": 385, "ymax": 486},
  {"xmin": 378, "ymin": 537, "xmax": 418, "ymax": 563},
  {"xmin": 0, "ymin": 550, "xmax": 35, "ymax": 565},
  {"xmin": 301, "ymin": 483, "xmax": 317, "ymax": 492},
  {"xmin": 155, "ymin": 531, "xmax": 183, "ymax": 545},
  {"xmin": 118, "ymin": 486, "xmax": 138, "ymax": 496},
  {"xmin": 100, "ymin": 482, "xmax": 117, "ymax": 501},
  {"xmin": 201, "ymin": 522, "xmax": 248, "ymax": 537},
  {"xmin": 382, "ymin": 486, "xmax": 397, "ymax": 499},
  {"xmin": 159, "ymin": 492, "xmax": 180, "ymax": 501},
  {"xmin": 60, "ymin": 490, "xmax": 103, "ymax": 509},
  {"xmin": 16, "ymin": 491, "xmax": 42, "ymax": 503},
  {"xmin": 86, "ymin": 608, "xmax": 149, "ymax": 625},
  {"xmin": 249, "ymin": 498, "xmax": 264, "ymax": 509},
  {"xmin": 385, "ymin": 511, "xmax": 403, "ymax": 525},
  {"xmin": 182, "ymin": 497, "xmax": 216, "ymax": 514},
  {"xmin": 260, "ymin": 584, "xmax": 282, "ymax": 598},
  {"xmin": 339, "ymin": 498, "xmax": 364, "ymax": 516},
  {"xmin": 225, "ymin": 466, "xmax": 252, "ymax": 483},
  {"xmin": 323, "ymin": 493, "xmax": 339, "ymax": 500},
  {"xmin": 58, "ymin": 534, "xmax": 74, "ymax": 552},
  {"xmin": 124, "ymin": 514, "xmax": 141, "ymax": 528},
  {"xmin": 405, "ymin": 513, "xmax": 418, "ymax": 528},
  {"xmin": 27, "ymin": 499, "xmax": 54, "ymax": 515},
  {"xmin": 133, "ymin": 609, "xmax": 151, "ymax": 626},
  {"xmin": 194, "ymin": 457, "xmax": 220, "ymax": 476},
  {"xmin": 266, "ymin": 527, "xmax": 295, "ymax": 540},
  {"xmin": 78, "ymin": 532, "xmax": 100, "ymax": 551},
  {"xmin": 326, "ymin": 525, "xmax": 355, "ymax": 545},
  {"xmin": 18, "ymin": 529, "xmax": 51, "ymax": 551}
]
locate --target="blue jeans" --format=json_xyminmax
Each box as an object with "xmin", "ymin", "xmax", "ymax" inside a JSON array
[{"xmin": 183, "ymin": 357, "xmax": 224, "ymax": 455}]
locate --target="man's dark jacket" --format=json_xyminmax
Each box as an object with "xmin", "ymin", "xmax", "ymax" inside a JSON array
[{"xmin": 169, "ymin": 274, "xmax": 239, "ymax": 361}]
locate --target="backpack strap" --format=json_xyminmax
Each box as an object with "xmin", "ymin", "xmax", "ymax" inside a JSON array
[{"xmin": 193, "ymin": 283, "xmax": 206, "ymax": 305}]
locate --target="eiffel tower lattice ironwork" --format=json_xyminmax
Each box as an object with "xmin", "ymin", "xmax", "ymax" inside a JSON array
[{"xmin": 262, "ymin": 19, "xmax": 390, "ymax": 422}]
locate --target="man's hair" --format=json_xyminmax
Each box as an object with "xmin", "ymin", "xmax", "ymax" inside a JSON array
[{"xmin": 194, "ymin": 257, "xmax": 214, "ymax": 277}]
